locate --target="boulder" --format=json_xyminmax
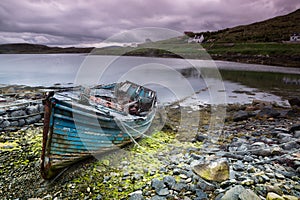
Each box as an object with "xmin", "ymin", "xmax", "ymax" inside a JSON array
[
  {"xmin": 193, "ymin": 159, "xmax": 229, "ymax": 182},
  {"xmin": 256, "ymin": 107, "xmax": 280, "ymax": 119},
  {"xmin": 288, "ymin": 97, "xmax": 300, "ymax": 107},
  {"xmin": 221, "ymin": 185, "xmax": 260, "ymax": 200},
  {"xmin": 233, "ymin": 110, "xmax": 250, "ymax": 122},
  {"xmin": 26, "ymin": 105, "xmax": 39, "ymax": 115}
]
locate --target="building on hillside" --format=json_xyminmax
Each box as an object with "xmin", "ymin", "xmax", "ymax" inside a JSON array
[
  {"xmin": 290, "ymin": 33, "xmax": 300, "ymax": 42},
  {"xmin": 188, "ymin": 34, "xmax": 204, "ymax": 43}
]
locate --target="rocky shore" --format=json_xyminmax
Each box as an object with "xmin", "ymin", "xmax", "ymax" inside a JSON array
[{"xmin": 0, "ymin": 85, "xmax": 299, "ymax": 200}]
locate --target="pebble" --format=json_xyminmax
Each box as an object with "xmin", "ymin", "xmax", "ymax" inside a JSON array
[{"xmin": 2, "ymin": 102, "xmax": 300, "ymax": 200}]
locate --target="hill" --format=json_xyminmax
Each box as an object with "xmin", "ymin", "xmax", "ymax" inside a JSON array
[
  {"xmin": 194, "ymin": 8, "xmax": 300, "ymax": 43},
  {"xmin": 0, "ymin": 43, "xmax": 93, "ymax": 54}
]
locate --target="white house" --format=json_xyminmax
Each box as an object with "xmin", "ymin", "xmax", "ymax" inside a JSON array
[
  {"xmin": 188, "ymin": 34, "xmax": 204, "ymax": 43},
  {"xmin": 290, "ymin": 33, "xmax": 300, "ymax": 42}
]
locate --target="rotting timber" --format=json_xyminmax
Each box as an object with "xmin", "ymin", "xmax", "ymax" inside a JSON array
[{"xmin": 41, "ymin": 81, "xmax": 157, "ymax": 179}]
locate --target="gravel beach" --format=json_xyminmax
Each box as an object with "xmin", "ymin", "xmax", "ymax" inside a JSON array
[{"xmin": 0, "ymin": 85, "xmax": 299, "ymax": 200}]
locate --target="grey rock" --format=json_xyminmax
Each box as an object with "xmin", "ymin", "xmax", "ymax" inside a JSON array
[
  {"xmin": 173, "ymin": 168, "xmax": 180, "ymax": 175},
  {"xmin": 172, "ymin": 182, "xmax": 187, "ymax": 192},
  {"xmin": 220, "ymin": 179, "xmax": 237, "ymax": 188},
  {"xmin": 243, "ymin": 155, "xmax": 254, "ymax": 162},
  {"xmin": 10, "ymin": 121, "xmax": 19, "ymax": 127},
  {"xmin": 25, "ymin": 115, "xmax": 41, "ymax": 124},
  {"xmin": 221, "ymin": 185, "xmax": 245, "ymax": 200},
  {"xmin": 10, "ymin": 110, "xmax": 26, "ymax": 117},
  {"xmin": 289, "ymin": 97, "xmax": 300, "ymax": 107},
  {"xmin": 0, "ymin": 116, "xmax": 3, "ymax": 124},
  {"xmin": 18, "ymin": 119, "xmax": 25, "ymax": 127},
  {"xmin": 233, "ymin": 161, "xmax": 245, "ymax": 171},
  {"xmin": 239, "ymin": 189, "xmax": 260, "ymax": 200},
  {"xmin": 163, "ymin": 176, "xmax": 176, "ymax": 189},
  {"xmin": 282, "ymin": 141, "xmax": 299, "ymax": 150},
  {"xmin": 294, "ymin": 130, "xmax": 300, "ymax": 138},
  {"xmin": 7, "ymin": 106, "xmax": 20, "ymax": 112},
  {"xmin": 129, "ymin": 191, "xmax": 144, "ymax": 200},
  {"xmin": 0, "ymin": 120, "xmax": 10, "ymax": 128},
  {"xmin": 26, "ymin": 105, "xmax": 39, "ymax": 114},
  {"xmin": 195, "ymin": 189, "xmax": 208, "ymax": 199},
  {"xmin": 221, "ymin": 185, "xmax": 260, "ymax": 200},
  {"xmin": 256, "ymin": 107, "xmax": 280, "ymax": 118},
  {"xmin": 233, "ymin": 110, "xmax": 250, "ymax": 122},
  {"xmin": 150, "ymin": 196, "xmax": 166, "ymax": 200},
  {"xmin": 38, "ymin": 104, "xmax": 45, "ymax": 112},
  {"xmin": 195, "ymin": 133, "xmax": 208, "ymax": 142},
  {"xmin": 129, "ymin": 193, "xmax": 144, "ymax": 200},
  {"xmin": 0, "ymin": 109, "xmax": 6, "ymax": 115},
  {"xmin": 151, "ymin": 178, "xmax": 165, "ymax": 191},
  {"xmin": 250, "ymin": 142, "xmax": 272, "ymax": 156},
  {"xmin": 197, "ymin": 180, "xmax": 216, "ymax": 191},
  {"xmin": 156, "ymin": 188, "xmax": 169, "ymax": 196}
]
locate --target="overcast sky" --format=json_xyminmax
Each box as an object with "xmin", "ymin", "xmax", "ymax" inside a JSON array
[{"xmin": 0, "ymin": 0, "xmax": 299, "ymax": 47}]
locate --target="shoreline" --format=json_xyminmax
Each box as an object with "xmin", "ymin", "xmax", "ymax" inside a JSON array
[{"xmin": 0, "ymin": 101, "xmax": 299, "ymax": 199}]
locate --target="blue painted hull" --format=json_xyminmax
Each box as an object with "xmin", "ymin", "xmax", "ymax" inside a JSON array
[{"xmin": 41, "ymin": 82, "xmax": 156, "ymax": 179}]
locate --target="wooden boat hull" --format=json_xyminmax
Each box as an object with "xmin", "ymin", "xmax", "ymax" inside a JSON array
[{"xmin": 41, "ymin": 83, "xmax": 156, "ymax": 179}]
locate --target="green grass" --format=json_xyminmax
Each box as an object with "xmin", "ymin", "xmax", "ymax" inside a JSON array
[{"xmin": 202, "ymin": 42, "xmax": 300, "ymax": 56}]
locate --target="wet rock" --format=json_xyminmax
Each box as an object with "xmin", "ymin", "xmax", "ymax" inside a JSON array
[
  {"xmin": 193, "ymin": 159, "xmax": 230, "ymax": 182},
  {"xmin": 266, "ymin": 192, "xmax": 284, "ymax": 200},
  {"xmin": 289, "ymin": 125, "xmax": 300, "ymax": 138},
  {"xmin": 256, "ymin": 107, "xmax": 280, "ymax": 119},
  {"xmin": 233, "ymin": 110, "xmax": 250, "ymax": 122},
  {"xmin": 288, "ymin": 97, "xmax": 300, "ymax": 107}
]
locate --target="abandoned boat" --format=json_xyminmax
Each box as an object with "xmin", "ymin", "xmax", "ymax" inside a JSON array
[{"xmin": 41, "ymin": 81, "xmax": 157, "ymax": 179}]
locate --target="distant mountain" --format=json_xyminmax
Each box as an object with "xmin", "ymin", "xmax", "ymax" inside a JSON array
[
  {"xmin": 194, "ymin": 9, "xmax": 300, "ymax": 43},
  {"xmin": 0, "ymin": 43, "xmax": 94, "ymax": 54}
]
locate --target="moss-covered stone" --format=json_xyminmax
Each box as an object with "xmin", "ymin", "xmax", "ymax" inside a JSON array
[{"xmin": 193, "ymin": 159, "xmax": 230, "ymax": 182}]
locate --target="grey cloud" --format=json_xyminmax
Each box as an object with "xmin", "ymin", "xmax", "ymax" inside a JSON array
[{"xmin": 0, "ymin": 0, "xmax": 299, "ymax": 46}]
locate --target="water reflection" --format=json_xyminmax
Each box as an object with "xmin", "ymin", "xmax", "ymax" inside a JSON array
[{"xmin": 282, "ymin": 77, "xmax": 300, "ymax": 85}]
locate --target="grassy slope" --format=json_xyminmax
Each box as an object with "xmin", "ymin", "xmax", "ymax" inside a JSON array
[{"xmin": 197, "ymin": 9, "xmax": 300, "ymax": 43}]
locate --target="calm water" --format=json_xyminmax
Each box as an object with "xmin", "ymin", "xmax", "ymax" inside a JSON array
[{"xmin": 0, "ymin": 54, "xmax": 299, "ymax": 105}]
